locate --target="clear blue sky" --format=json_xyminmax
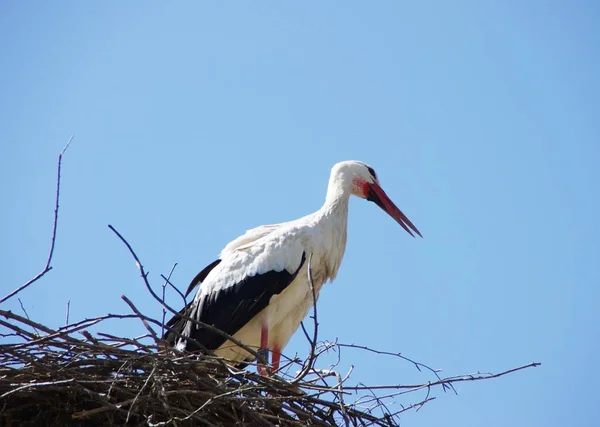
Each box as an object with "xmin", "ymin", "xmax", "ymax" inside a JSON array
[{"xmin": 2, "ymin": 2, "xmax": 599, "ymax": 425}]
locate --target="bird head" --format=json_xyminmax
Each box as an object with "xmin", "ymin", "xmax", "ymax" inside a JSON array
[{"xmin": 331, "ymin": 161, "xmax": 422, "ymax": 238}]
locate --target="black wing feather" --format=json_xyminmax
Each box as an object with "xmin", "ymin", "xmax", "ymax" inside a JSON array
[
  {"xmin": 185, "ymin": 259, "xmax": 222, "ymax": 298},
  {"xmin": 163, "ymin": 259, "xmax": 222, "ymax": 347},
  {"xmin": 172, "ymin": 252, "xmax": 306, "ymax": 353}
]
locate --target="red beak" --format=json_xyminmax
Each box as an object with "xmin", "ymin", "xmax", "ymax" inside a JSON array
[{"xmin": 367, "ymin": 182, "xmax": 422, "ymax": 238}]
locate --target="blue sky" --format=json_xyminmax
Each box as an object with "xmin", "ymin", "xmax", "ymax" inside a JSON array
[{"xmin": 2, "ymin": 1, "xmax": 599, "ymax": 425}]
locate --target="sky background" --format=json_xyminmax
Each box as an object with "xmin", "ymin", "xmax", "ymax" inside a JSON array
[{"xmin": 1, "ymin": 1, "xmax": 599, "ymax": 426}]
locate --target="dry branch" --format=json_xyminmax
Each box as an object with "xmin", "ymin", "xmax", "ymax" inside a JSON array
[{"xmin": 1, "ymin": 136, "xmax": 73, "ymax": 305}]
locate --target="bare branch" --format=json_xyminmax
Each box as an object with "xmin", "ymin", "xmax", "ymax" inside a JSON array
[
  {"xmin": 161, "ymin": 263, "xmax": 178, "ymax": 338},
  {"xmin": 160, "ymin": 273, "xmax": 187, "ymax": 307},
  {"xmin": 304, "ymin": 362, "xmax": 541, "ymax": 392},
  {"xmin": 1, "ymin": 136, "xmax": 74, "ymax": 304},
  {"xmin": 17, "ymin": 298, "xmax": 40, "ymax": 337},
  {"xmin": 335, "ymin": 342, "xmax": 457, "ymax": 394},
  {"xmin": 291, "ymin": 253, "xmax": 318, "ymax": 384},
  {"xmin": 65, "ymin": 300, "xmax": 71, "ymax": 326},
  {"xmin": 126, "ymin": 365, "xmax": 156, "ymax": 423},
  {"xmin": 121, "ymin": 295, "xmax": 161, "ymax": 347},
  {"xmin": 0, "ymin": 378, "xmax": 75, "ymax": 399}
]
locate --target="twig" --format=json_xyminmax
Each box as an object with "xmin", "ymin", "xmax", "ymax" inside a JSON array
[
  {"xmin": 160, "ymin": 274, "xmax": 187, "ymax": 307},
  {"xmin": 126, "ymin": 365, "xmax": 157, "ymax": 423},
  {"xmin": 332, "ymin": 370, "xmax": 349, "ymax": 426},
  {"xmin": 65, "ymin": 300, "xmax": 71, "ymax": 326},
  {"xmin": 161, "ymin": 263, "xmax": 178, "ymax": 338},
  {"xmin": 1, "ymin": 309, "xmax": 61, "ymax": 336},
  {"xmin": 17, "ymin": 298, "xmax": 39, "ymax": 336},
  {"xmin": 0, "ymin": 378, "xmax": 75, "ymax": 399},
  {"xmin": 121, "ymin": 295, "xmax": 161, "ymax": 347},
  {"xmin": 1, "ymin": 136, "xmax": 74, "ymax": 304},
  {"xmin": 362, "ymin": 381, "xmax": 396, "ymax": 424},
  {"xmin": 388, "ymin": 397, "xmax": 436, "ymax": 417},
  {"xmin": 305, "ymin": 362, "xmax": 541, "ymax": 392},
  {"xmin": 291, "ymin": 253, "xmax": 318, "ymax": 384},
  {"xmin": 335, "ymin": 342, "xmax": 456, "ymax": 394}
]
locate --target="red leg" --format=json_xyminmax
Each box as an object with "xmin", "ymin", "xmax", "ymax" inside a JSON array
[
  {"xmin": 271, "ymin": 344, "xmax": 281, "ymax": 374},
  {"xmin": 257, "ymin": 324, "xmax": 269, "ymax": 376}
]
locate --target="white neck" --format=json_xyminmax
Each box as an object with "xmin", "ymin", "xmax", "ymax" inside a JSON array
[{"xmin": 314, "ymin": 176, "xmax": 352, "ymax": 281}]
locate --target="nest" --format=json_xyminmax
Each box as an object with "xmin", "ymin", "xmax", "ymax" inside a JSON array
[
  {"xmin": 0, "ymin": 304, "xmax": 541, "ymax": 427},
  {"xmin": 0, "ymin": 308, "xmax": 392, "ymax": 426}
]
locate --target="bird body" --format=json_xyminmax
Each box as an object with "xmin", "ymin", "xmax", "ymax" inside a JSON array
[{"xmin": 165, "ymin": 161, "xmax": 421, "ymax": 373}]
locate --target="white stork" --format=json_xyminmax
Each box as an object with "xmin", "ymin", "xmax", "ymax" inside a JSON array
[{"xmin": 164, "ymin": 161, "xmax": 421, "ymax": 374}]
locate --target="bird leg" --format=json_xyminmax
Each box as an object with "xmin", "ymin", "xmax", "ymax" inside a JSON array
[
  {"xmin": 257, "ymin": 324, "xmax": 270, "ymax": 376},
  {"xmin": 271, "ymin": 345, "xmax": 281, "ymax": 374}
]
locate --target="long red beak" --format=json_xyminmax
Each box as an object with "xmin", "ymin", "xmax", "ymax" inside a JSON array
[{"xmin": 367, "ymin": 182, "xmax": 422, "ymax": 238}]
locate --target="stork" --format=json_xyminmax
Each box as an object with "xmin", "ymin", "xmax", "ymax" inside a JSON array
[{"xmin": 164, "ymin": 161, "xmax": 421, "ymax": 374}]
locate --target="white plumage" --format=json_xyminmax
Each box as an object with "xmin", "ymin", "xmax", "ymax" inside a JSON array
[{"xmin": 165, "ymin": 160, "xmax": 421, "ymax": 374}]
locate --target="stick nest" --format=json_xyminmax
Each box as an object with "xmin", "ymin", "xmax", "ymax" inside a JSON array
[{"xmin": 0, "ymin": 308, "xmax": 402, "ymax": 427}]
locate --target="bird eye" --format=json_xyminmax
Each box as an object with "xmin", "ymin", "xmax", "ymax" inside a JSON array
[{"xmin": 367, "ymin": 166, "xmax": 377, "ymax": 181}]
